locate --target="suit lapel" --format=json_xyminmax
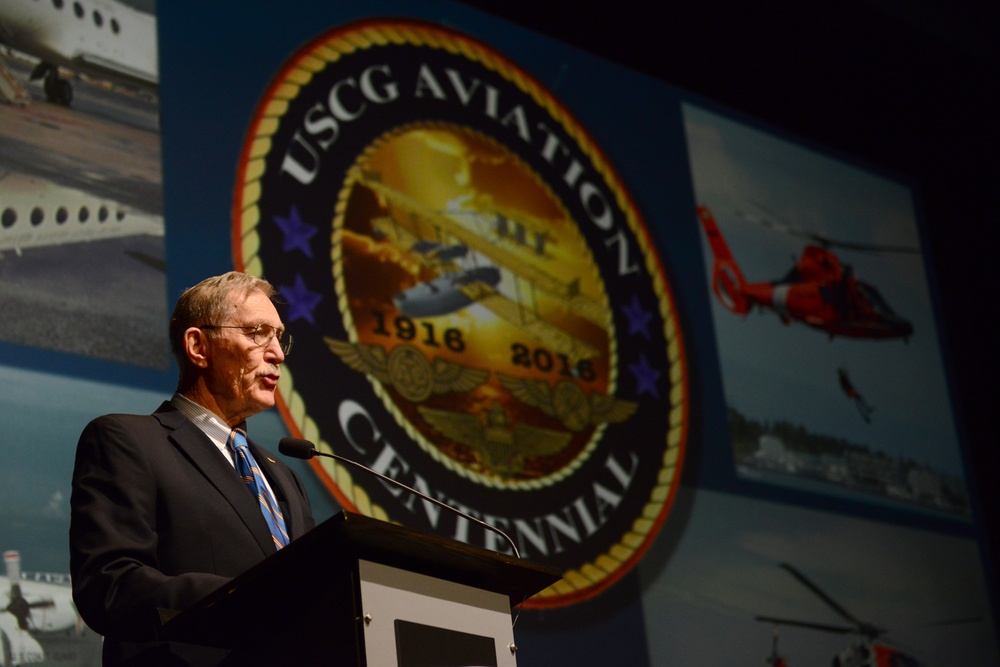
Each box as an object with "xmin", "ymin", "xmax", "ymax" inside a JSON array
[{"xmin": 154, "ymin": 404, "xmax": 276, "ymax": 555}]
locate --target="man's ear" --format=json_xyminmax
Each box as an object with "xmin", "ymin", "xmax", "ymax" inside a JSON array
[{"xmin": 183, "ymin": 327, "xmax": 210, "ymax": 368}]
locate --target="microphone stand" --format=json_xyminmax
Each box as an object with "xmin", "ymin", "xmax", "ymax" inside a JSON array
[{"xmin": 279, "ymin": 437, "xmax": 521, "ymax": 559}]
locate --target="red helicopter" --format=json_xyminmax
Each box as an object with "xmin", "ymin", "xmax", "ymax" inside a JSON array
[
  {"xmin": 756, "ymin": 563, "xmax": 981, "ymax": 667},
  {"xmin": 696, "ymin": 205, "xmax": 915, "ymax": 341},
  {"xmin": 756, "ymin": 563, "xmax": 917, "ymax": 666}
]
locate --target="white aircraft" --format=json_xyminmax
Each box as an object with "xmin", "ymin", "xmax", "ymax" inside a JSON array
[
  {"xmin": 0, "ymin": 0, "xmax": 157, "ymax": 106},
  {"xmin": 0, "ymin": 171, "xmax": 164, "ymax": 257},
  {"xmin": 1, "ymin": 550, "xmax": 102, "ymax": 666}
]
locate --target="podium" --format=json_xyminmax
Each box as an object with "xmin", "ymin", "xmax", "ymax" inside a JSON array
[{"xmin": 159, "ymin": 511, "xmax": 562, "ymax": 666}]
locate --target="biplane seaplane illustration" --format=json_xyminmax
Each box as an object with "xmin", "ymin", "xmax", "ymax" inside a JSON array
[
  {"xmin": 697, "ymin": 204, "xmax": 915, "ymax": 341},
  {"xmin": 356, "ymin": 173, "xmax": 611, "ymax": 365}
]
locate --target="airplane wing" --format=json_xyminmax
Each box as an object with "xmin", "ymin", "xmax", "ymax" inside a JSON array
[
  {"xmin": 361, "ymin": 175, "xmax": 611, "ymax": 329},
  {"xmin": 459, "ymin": 279, "xmax": 599, "ymax": 362}
]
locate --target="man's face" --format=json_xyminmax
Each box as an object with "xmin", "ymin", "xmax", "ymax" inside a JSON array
[{"xmin": 205, "ymin": 291, "xmax": 285, "ymax": 426}]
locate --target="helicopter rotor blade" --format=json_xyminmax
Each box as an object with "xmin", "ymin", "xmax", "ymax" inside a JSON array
[
  {"xmin": 736, "ymin": 202, "xmax": 920, "ymax": 255},
  {"xmin": 906, "ymin": 615, "xmax": 985, "ymax": 630},
  {"xmin": 778, "ymin": 563, "xmax": 885, "ymax": 638},
  {"xmin": 755, "ymin": 615, "xmax": 856, "ymax": 635},
  {"xmin": 814, "ymin": 238, "xmax": 922, "ymax": 255}
]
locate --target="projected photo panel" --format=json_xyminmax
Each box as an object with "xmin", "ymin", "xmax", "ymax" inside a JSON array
[
  {"xmin": 0, "ymin": 4, "xmax": 167, "ymax": 370},
  {"xmin": 682, "ymin": 103, "xmax": 968, "ymax": 519}
]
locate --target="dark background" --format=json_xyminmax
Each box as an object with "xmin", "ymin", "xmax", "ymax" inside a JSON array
[{"xmin": 458, "ymin": 0, "xmax": 1000, "ymax": 589}]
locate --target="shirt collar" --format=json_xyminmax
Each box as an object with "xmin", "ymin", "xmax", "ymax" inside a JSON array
[{"xmin": 170, "ymin": 393, "xmax": 245, "ymax": 451}]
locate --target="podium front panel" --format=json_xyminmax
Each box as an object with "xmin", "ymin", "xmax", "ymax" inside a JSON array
[{"xmin": 358, "ymin": 559, "xmax": 517, "ymax": 667}]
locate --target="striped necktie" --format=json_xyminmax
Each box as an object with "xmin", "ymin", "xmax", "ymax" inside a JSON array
[{"xmin": 230, "ymin": 429, "xmax": 289, "ymax": 550}]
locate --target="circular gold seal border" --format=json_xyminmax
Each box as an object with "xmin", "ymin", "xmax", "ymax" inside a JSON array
[{"xmin": 233, "ymin": 18, "xmax": 690, "ymax": 607}]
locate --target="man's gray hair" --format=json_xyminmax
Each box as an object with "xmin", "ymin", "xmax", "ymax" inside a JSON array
[{"xmin": 169, "ymin": 271, "xmax": 278, "ymax": 368}]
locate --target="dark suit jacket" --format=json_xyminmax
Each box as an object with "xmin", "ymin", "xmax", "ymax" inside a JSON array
[{"xmin": 69, "ymin": 402, "xmax": 315, "ymax": 666}]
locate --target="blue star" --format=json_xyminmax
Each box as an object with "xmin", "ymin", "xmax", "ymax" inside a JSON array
[
  {"xmin": 628, "ymin": 353, "xmax": 661, "ymax": 398},
  {"xmin": 622, "ymin": 294, "xmax": 653, "ymax": 339},
  {"xmin": 274, "ymin": 206, "xmax": 317, "ymax": 258},
  {"xmin": 280, "ymin": 275, "xmax": 322, "ymax": 325}
]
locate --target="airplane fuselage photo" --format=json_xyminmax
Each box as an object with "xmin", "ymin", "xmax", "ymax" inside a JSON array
[{"xmin": 0, "ymin": 0, "xmax": 157, "ymax": 105}]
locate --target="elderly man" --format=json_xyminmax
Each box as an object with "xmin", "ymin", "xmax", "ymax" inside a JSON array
[{"xmin": 70, "ymin": 272, "xmax": 315, "ymax": 666}]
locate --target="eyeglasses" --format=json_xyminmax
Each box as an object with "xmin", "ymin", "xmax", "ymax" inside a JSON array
[{"xmin": 201, "ymin": 323, "xmax": 293, "ymax": 355}]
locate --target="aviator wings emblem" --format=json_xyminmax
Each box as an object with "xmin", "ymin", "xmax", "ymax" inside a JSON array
[
  {"xmin": 326, "ymin": 338, "xmax": 489, "ymax": 403},
  {"xmin": 497, "ymin": 372, "xmax": 639, "ymax": 432},
  {"xmin": 418, "ymin": 403, "xmax": 573, "ymax": 476}
]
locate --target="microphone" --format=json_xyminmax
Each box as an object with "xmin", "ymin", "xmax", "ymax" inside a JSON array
[{"xmin": 278, "ymin": 437, "xmax": 521, "ymax": 559}]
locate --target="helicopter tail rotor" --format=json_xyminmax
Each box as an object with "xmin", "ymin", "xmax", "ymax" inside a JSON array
[{"xmin": 697, "ymin": 205, "xmax": 751, "ymax": 314}]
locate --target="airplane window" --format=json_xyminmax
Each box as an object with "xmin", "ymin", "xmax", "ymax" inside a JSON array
[
  {"xmin": 1, "ymin": 209, "xmax": 15, "ymax": 228},
  {"xmin": 56, "ymin": 207, "xmax": 69, "ymax": 224},
  {"xmin": 31, "ymin": 208, "xmax": 45, "ymax": 226},
  {"xmin": 98, "ymin": 206, "xmax": 109, "ymax": 222},
  {"xmin": 116, "ymin": 210, "xmax": 126, "ymax": 222},
  {"xmin": 52, "ymin": 0, "xmax": 64, "ymax": 9},
  {"xmin": 73, "ymin": 2, "xmax": 83, "ymax": 19},
  {"xmin": 111, "ymin": 18, "xmax": 120, "ymax": 34},
  {"xmin": 79, "ymin": 206, "xmax": 90, "ymax": 223},
  {"xmin": 94, "ymin": 10, "xmax": 103, "ymax": 28}
]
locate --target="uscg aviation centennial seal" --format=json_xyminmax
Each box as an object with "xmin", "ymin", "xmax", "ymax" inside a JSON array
[{"xmin": 233, "ymin": 19, "xmax": 688, "ymax": 607}]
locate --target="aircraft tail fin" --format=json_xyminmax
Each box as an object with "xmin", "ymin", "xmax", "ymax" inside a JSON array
[{"xmin": 697, "ymin": 205, "xmax": 750, "ymax": 314}]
